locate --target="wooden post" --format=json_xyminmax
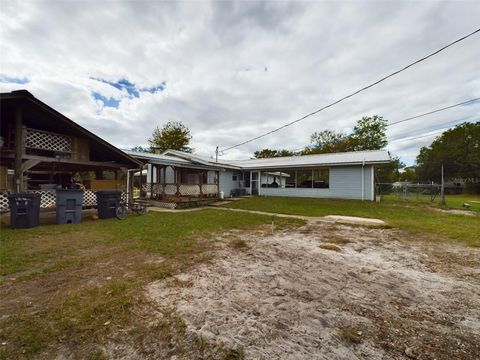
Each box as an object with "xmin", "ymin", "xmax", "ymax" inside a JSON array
[
  {"xmin": 49, "ymin": 163, "xmax": 55, "ymax": 184},
  {"xmin": 150, "ymin": 164, "xmax": 154, "ymax": 199},
  {"xmin": 14, "ymin": 106, "xmax": 24, "ymax": 192},
  {"xmin": 441, "ymin": 165, "xmax": 446, "ymax": 206},
  {"xmin": 175, "ymin": 167, "xmax": 180, "ymax": 196},
  {"xmin": 126, "ymin": 169, "xmax": 133, "ymax": 203},
  {"xmin": 216, "ymin": 170, "xmax": 220, "ymax": 196},
  {"xmin": 198, "ymin": 170, "xmax": 203, "ymax": 197},
  {"xmin": 139, "ymin": 166, "xmax": 143, "ymax": 198},
  {"xmin": 155, "ymin": 165, "xmax": 161, "ymax": 198},
  {"xmin": 162, "ymin": 166, "xmax": 166, "ymax": 198}
]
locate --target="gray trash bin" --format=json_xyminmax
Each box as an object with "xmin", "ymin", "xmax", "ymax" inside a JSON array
[
  {"xmin": 56, "ymin": 189, "xmax": 84, "ymax": 224},
  {"xmin": 96, "ymin": 190, "xmax": 122, "ymax": 219},
  {"xmin": 7, "ymin": 193, "xmax": 41, "ymax": 229}
]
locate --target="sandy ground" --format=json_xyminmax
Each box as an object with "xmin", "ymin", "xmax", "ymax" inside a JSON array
[{"xmin": 147, "ymin": 218, "xmax": 480, "ymax": 360}]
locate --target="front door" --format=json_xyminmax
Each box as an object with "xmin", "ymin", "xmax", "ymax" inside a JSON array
[{"xmin": 251, "ymin": 171, "xmax": 259, "ymax": 195}]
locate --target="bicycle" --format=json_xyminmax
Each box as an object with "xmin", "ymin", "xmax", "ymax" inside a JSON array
[{"xmin": 116, "ymin": 200, "xmax": 147, "ymax": 220}]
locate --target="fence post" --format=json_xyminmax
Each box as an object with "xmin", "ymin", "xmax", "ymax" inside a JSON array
[{"xmin": 441, "ymin": 165, "xmax": 446, "ymax": 206}]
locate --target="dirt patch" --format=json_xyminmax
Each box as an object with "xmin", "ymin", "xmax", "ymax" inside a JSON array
[
  {"xmin": 147, "ymin": 220, "xmax": 480, "ymax": 359},
  {"xmin": 436, "ymin": 208, "xmax": 477, "ymax": 216}
]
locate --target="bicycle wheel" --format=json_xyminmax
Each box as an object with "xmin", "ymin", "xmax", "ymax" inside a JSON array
[{"xmin": 116, "ymin": 206, "xmax": 128, "ymax": 220}]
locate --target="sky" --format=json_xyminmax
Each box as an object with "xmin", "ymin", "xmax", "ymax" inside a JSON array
[{"xmin": 1, "ymin": 1, "xmax": 479, "ymax": 166}]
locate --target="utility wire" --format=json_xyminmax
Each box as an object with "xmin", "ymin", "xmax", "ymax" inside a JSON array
[
  {"xmin": 244, "ymin": 101, "xmax": 479, "ymax": 154},
  {"xmin": 390, "ymin": 128, "xmax": 450, "ymax": 144},
  {"xmin": 220, "ymin": 28, "xmax": 480, "ymax": 152},
  {"xmin": 390, "ymin": 114, "xmax": 479, "ymax": 144},
  {"xmin": 387, "ymin": 98, "xmax": 480, "ymax": 127}
]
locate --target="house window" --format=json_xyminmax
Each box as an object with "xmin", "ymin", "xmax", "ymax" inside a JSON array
[
  {"xmin": 296, "ymin": 169, "xmax": 313, "ymax": 188},
  {"xmin": 313, "ymin": 169, "xmax": 329, "ymax": 188},
  {"xmin": 180, "ymin": 169, "xmax": 199, "ymax": 185},
  {"xmin": 293, "ymin": 169, "xmax": 329, "ymax": 188},
  {"xmin": 232, "ymin": 170, "xmax": 243, "ymax": 182},
  {"xmin": 244, "ymin": 172, "xmax": 250, "ymax": 188}
]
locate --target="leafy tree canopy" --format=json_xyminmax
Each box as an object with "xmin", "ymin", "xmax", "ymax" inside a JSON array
[
  {"xmin": 253, "ymin": 149, "xmax": 295, "ymax": 158},
  {"xmin": 304, "ymin": 115, "xmax": 388, "ymax": 154},
  {"xmin": 130, "ymin": 145, "xmax": 149, "ymax": 153},
  {"xmin": 304, "ymin": 130, "xmax": 351, "ymax": 155},
  {"xmin": 398, "ymin": 167, "xmax": 417, "ymax": 182},
  {"xmin": 376, "ymin": 154, "xmax": 405, "ymax": 183},
  {"xmin": 416, "ymin": 122, "xmax": 480, "ymax": 182},
  {"xmin": 350, "ymin": 115, "xmax": 388, "ymax": 151},
  {"xmin": 148, "ymin": 121, "xmax": 192, "ymax": 153}
]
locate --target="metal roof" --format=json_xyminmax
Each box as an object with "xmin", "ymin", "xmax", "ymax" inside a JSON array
[
  {"xmin": 232, "ymin": 150, "xmax": 391, "ymax": 169},
  {"xmin": 124, "ymin": 150, "xmax": 223, "ymax": 170},
  {"xmin": 162, "ymin": 150, "xmax": 240, "ymax": 169},
  {"xmin": 129, "ymin": 149, "xmax": 391, "ymax": 170}
]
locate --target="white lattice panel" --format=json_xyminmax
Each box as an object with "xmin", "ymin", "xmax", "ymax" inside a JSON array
[
  {"xmin": 142, "ymin": 183, "xmax": 152, "ymax": 192},
  {"xmin": 35, "ymin": 190, "xmax": 56, "ymax": 208},
  {"xmin": 0, "ymin": 193, "xmax": 8, "ymax": 212},
  {"xmin": 179, "ymin": 185, "xmax": 200, "ymax": 196},
  {"xmin": 152, "ymin": 184, "xmax": 162, "ymax": 194},
  {"xmin": 83, "ymin": 190, "xmax": 97, "ymax": 207},
  {"xmin": 152, "ymin": 201, "xmax": 177, "ymax": 209},
  {"xmin": 165, "ymin": 184, "xmax": 177, "ymax": 195},
  {"xmin": 25, "ymin": 128, "xmax": 72, "ymax": 153},
  {"xmin": 141, "ymin": 183, "xmax": 218, "ymax": 197},
  {"xmin": 203, "ymin": 184, "xmax": 218, "ymax": 195},
  {"xmin": 0, "ymin": 190, "xmax": 127, "ymax": 212}
]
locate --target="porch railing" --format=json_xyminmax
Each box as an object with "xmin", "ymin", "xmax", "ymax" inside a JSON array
[{"xmin": 142, "ymin": 183, "xmax": 218, "ymax": 197}]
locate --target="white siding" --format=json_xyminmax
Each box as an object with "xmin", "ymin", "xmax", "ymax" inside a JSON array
[
  {"xmin": 220, "ymin": 170, "xmax": 239, "ymax": 197},
  {"xmin": 259, "ymin": 165, "xmax": 374, "ymax": 201}
]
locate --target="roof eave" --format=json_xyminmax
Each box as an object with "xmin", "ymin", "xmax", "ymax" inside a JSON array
[{"xmin": 240, "ymin": 160, "xmax": 391, "ymax": 170}]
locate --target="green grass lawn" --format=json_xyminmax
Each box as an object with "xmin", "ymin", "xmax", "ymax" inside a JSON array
[
  {"xmin": 0, "ymin": 210, "xmax": 302, "ymax": 359},
  {"xmin": 381, "ymin": 193, "xmax": 480, "ymax": 212},
  {"xmin": 223, "ymin": 196, "xmax": 480, "ymax": 247}
]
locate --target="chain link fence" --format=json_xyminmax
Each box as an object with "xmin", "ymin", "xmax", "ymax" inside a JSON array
[{"xmin": 376, "ymin": 182, "xmax": 443, "ymax": 203}]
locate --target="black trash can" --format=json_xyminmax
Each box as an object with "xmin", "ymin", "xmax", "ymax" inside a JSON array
[
  {"xmin": 96, "ymin": 190, "xmax": 122, "ymax": 219},
  {"xmin": 56, "ymin": 189, "xmax": 84, "ymax": 224},
  {"xmin": 7, "ymin": 193, "xmax": 41, "ymax": 229}
]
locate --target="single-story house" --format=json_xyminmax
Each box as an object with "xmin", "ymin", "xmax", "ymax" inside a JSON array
[{"xmin": 126, "ymin": 149, "xmax": 391, "ymax": 202}]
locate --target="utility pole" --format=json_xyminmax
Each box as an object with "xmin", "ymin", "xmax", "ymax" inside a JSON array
[
  {"xmin": 440, "ymin": 164, "xmax": 446, "ymax": 206},
  {"xmin": 215, "ymin": 146, "xmax": 219, "ymax": 163}
]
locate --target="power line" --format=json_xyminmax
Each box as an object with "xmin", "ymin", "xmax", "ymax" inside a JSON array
[
  {"xmin": 390, "ymin": 130, "xmax": 444, "ymax": 143},
  {"xmin": 289, "ymin": 98, "xmax": 480, "ymax": 151},
  {"xmin": 390, "ymin": 115, "xmax": 479, "ymax": 144},
  {"xmin": 390, "ymin": 128, "xmax": 450, "ymax": 144},
  {"xmin": 247, "ymin": 116, "xmax": 477, "ymax": 155},
  {"xmin": 387, "ymin": 98, "xmax": 480, "ymax": 127},
  {"xmin": 220, "ymin": 28, "xmax": 480, "ymax": 153}
]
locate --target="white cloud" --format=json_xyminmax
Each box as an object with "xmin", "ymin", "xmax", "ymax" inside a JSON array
[{"xmin": 1, "ymin": 1, "xmax": 479, "ymax": 164}]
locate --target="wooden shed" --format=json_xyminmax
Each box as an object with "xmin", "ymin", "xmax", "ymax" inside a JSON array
[{"xmin": 0, "ymin": 90, "xmax": 141, "ymax": 211}]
